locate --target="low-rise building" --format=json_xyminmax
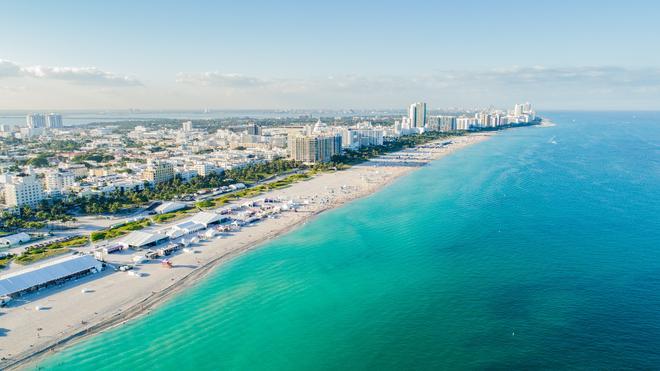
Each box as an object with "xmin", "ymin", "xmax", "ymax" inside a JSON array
[
  {"xmin": 0, "ymin": 232, "xmax": 31, "ymax": 247},
  {"xmin": 155, "ymin": 201, "xmax": 187, "ymax": 214},
  {"xmin": 120, "ymin": 230, "xmax": 169, "ymax": 249}
]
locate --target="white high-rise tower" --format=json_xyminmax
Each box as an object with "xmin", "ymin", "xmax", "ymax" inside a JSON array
[
  {"xmin": 409, "ymin": 102, "xmax": 427, "ymax": 128},
  {"xmin": 26, "ymin": 113, "xmax": 46, "ymax": 128},
  {"xmin": 46, "ymin": 113, "xmax": 63, "ymax": 129}
]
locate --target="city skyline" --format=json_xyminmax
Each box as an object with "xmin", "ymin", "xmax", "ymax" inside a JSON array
[{"xmin": 1, "ymin": 0, "xmax": 660, "ymax": 110}]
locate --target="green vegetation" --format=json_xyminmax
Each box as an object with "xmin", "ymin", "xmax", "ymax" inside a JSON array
[
  {"xmin": 91, "ymin": 219, "xmax": 152, "ymax": 242},
  {"xmin": 43, "ymin": 140, "xmax": 86, "ymax": 152},
  {"xmin": 36, "ymin": 160, "xmax": 302, "ymax": 217},
  {"xmin": 152, "ymin": 209, "xmax": 191, "ymax": 223},
  {"xmin": 224, "ymin": 159, "xmax": 301, "ymax": 183},
  {"xmin": 0, "ymin": 202, "xmax": 75, "ymax": 232},
  {"xmin": 0, "ymin": 254, "xmax": 15, "ymax": 269},
  {"xmin": 23, "ymin": 153, "xmax": 53, "ymax": 167},
  {"xmin": 195, "ymin": 199, "xmax": 215, "ymax": 208},
  {"xmin": 72, "ymin": 151, "xmax": 115, "ymax": 164},
  {"xmin": 15, "ymin": 248, "xmax": 70, "ymax": 265},
  {"xmin": 10, "ymin": 235, "xmax": 90, "ymax": 265},
  {"xmin": 52, "ymin": 235, "xmax": 90, "ymax": 248},
  {"xmin": 76, "ymin": 193, "xmax": 137, "ymax": 214}
]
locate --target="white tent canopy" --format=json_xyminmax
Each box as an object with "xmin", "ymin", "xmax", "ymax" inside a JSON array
[
  {"xmin": 120, "ymin": 231, "xmax": 168, "ymax": 248},
  {"xmin": 0, "ymin": 255, "xmax": 103, "ymax": 297},
  {"xmin": 190, "ymin": 212, "xmax": 222, "ymax": 227}
]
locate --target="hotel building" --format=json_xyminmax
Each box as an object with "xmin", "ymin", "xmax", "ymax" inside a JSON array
[
  {"xmin": 4, "ymin": 173, "xmax": 45, "ymax": 208},
  {"xmin": 143, "ymin": 160, "xmax": 175, "ymax": 184},
  {"xmin": 289, "ymin": 135, "xmax": 342, "ymax": 163},
  {"xmin": 409, "ymin": 102, "xmax": 427, "ymax": 128},
  {"xmin": 46, "ymin": 113, "xmax": 63, "ymax": 129}
]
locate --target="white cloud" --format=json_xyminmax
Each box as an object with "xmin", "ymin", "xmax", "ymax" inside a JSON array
[
  {"xmin": 176, "ymin": 66, "xmax": 660, "ymax": 95},
  {"xmin": 176, "ymin": 72, "xmax": 268, "ymax": 88},
  {"xmin": 3, "ymin": 63, "xmax": 660, "ymax": 109},
  {"xmin": 429, "ymin": 66, "xmax": 660, "ymax": 87},
  {"xmin": 21, "ymin": 65, "xmax": 141, "ymax": 86},
  {"xmin": 0, "ymin": 60, "xmax": 22, "ymax": 78},
  {"xmin": 0, "ymin": 59, "xmax": 141, "ymax": 86}
]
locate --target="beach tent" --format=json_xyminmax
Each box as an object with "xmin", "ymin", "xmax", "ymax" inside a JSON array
[
  {"xmin": 190, "ymin": 212, "xmax": 224, "ymax": 227},
  {"xmin": 120, "ymin": 231, "xmax": 168, "ymax": 249},
  {"xmin": 0, "ymin": 232, "xmax": 31, "ymax": 246},
  {"xmin": 0, "ymin": 255, "xmax": 103, "ymax": 297}
]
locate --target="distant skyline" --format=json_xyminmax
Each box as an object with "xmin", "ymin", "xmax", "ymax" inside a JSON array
[{"xmin": 1, "ymin": 0, "xmax": 660, "ymax": 110}]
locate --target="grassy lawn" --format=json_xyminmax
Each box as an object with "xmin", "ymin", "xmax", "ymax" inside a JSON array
[
  {"xmin": 153, "ymin": 209, "xmax": 193, "ymax": 223},
  {"xmin": 0, "ymin": 235, "xmax": 91, "ymax": 268},
  {"xmin": 91, "ymin": 219, "xmax": 152, "ymax": 242},
  {"xmin": 0, "ymin": 255, "xmax": 14, "ymax": 269},
  {"xmin": 195, "ymin": 199, "xmax": 215, "ymax": 209},
  {"xmin": 14, "ymin": 248, "xmax": 70, "ymax": 265},
  {"xmin": 58, "ymin": 235, "xmax": 90, "ymax": 248}
]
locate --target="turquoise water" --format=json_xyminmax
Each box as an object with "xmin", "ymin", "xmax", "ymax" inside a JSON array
[{"xmin": 36, "ymin": 112, "xmax": 660, "ymax": 370}]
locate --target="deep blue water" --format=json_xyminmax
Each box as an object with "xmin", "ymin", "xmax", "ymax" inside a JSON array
[{"xmin": 36, "ymin": 112, "xmax": 660, "ymax": 370}]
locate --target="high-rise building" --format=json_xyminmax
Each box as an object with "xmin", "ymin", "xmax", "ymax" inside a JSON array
[
  {"xmin": 488, "ymin": 113, "xmax": 506, "ymax": 127},
  {"xmin": 456, "ymin": 116, "xmax": 476, "ymax": 131},
  {"xmin": 438, "ymin": 116, "xmax": 457, "ymax": 132},
  {"xmin": 514, "ymin": 104, "xmax": 523, "ymax": 116},
  {"xmin": 289, "ymin": 135, "xmax": 342, "ymax": 163},
  {"xmin": 508, "ymin": 102, "xmax": 536, "ymax": 123},
  {"xmin": 5, "ymin": 173, "xmax": 45, "ymax": 208},
  {"xmin": 425, "ymin": 116, "xmax": 440, "ymax": 131},
  {"xmin": 142, "ymin": 160, "xmax": 175, "ymax": 184},
  {"xmin": 428, "ymin": 116, "xmax": 456, "ymax": 132},
  {"xmin": 247, "ymin": 123, "xmax": 262, "ymax": 136},
  {"xmin": 475, "ymin": 112, "xmax": 492, "ymax": 128},
  {"xmin": 409, "ymin": 102, "xmax": 427, "ymax": 128},
  {"xmin": 426, "ymin": 115, "xmax": 457, "ymax": 132},
  {"xmin": 182, "ymin": 121, "xmax": 193, "ymax": 131},
  {"xmin": 46, "ymin": 113, "xmax": 63, "ymax": 129},
  {"xmin": 340, "ymin": 128, "xmax": 384, "ymax": 149},
  {"xmin": 26, "ymin": 114, "xmax": 46, "ymax": 129}
]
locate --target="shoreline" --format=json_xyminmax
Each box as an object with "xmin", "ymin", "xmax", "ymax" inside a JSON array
[{"xmin": 1, "ymin": 130, "xmax": 502, "ymax": 370}]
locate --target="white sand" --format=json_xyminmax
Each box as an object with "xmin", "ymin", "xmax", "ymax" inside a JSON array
[{"xmin": 0, "ymin": 132, "xmax": 493, "ymax": 369}]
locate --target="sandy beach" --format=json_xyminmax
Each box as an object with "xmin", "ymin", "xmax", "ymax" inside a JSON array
[{"xmin": 0, "ymin": 132, "xmax": 494, "ymax": 370}]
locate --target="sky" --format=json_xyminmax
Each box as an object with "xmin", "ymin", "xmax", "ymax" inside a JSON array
[{"xmin": 1, "ymin": 0, "xmax": 660, "ymax": 110}]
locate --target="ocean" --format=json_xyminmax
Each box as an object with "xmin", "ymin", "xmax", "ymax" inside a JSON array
[{"xmin": 34, "ymin": 112, "xmax": 660, "ymax": 370}]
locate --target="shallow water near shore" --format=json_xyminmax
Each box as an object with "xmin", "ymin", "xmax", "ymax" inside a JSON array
[{"xmin": 35, "ymin": 112, "xmax": 660, "ymax": 370}]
